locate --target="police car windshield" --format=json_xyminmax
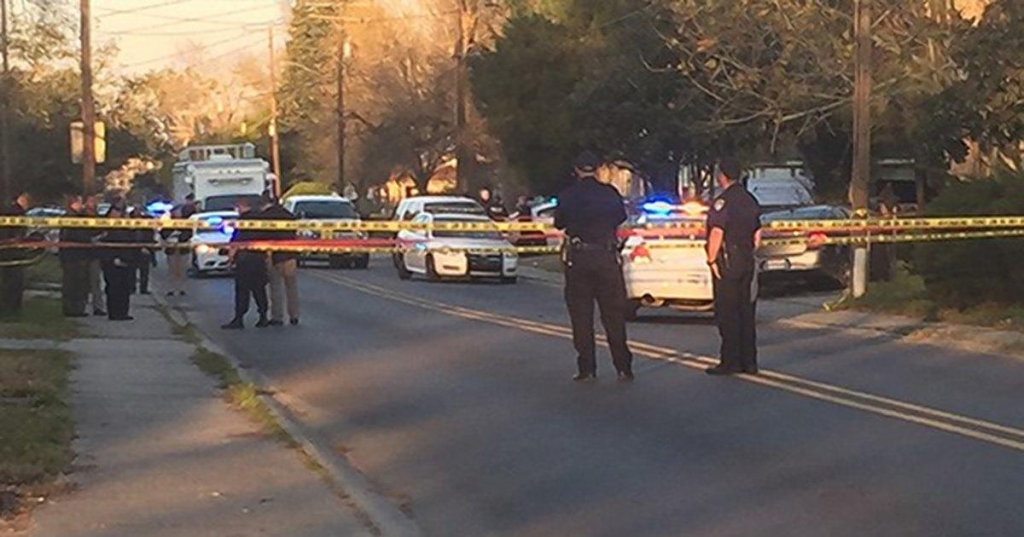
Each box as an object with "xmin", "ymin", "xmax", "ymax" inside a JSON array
[
  {"xmin": 294, "ymin": 201, "xmax": 357, "ymax": 219},
  {"xmin": 432, "ymin": 218, "xmax": 502, "ymax": 240},
  {"xmin": 423, "ymin": 202, "xmax": 486, "ymax": 216}
]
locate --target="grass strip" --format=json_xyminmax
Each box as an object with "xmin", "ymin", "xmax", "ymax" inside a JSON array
[
  {"xmin": 0, "ymin": 299, "xmax": 81, "ymax": 341},
  {"xmin": 844, "ymin": 263, "xmax": 1024, "ymax": 333},
  {"xmin": 190, "ymin": 347, "xmax": 294, "ymax": 447},
  {"xmin": 0, "ymin": 349, "xmax": 74, "ymax": 522}
]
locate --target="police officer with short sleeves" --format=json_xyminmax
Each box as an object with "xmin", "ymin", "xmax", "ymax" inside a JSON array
[
  {"xmin": 555, "ymin": 151, "xmax": 634, "ymax": 382},
  {"xmin": 705, "ymin": 158, "xmax": 762, "ymax": 376}
]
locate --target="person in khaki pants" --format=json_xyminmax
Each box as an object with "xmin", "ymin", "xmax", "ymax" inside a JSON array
[
  {"xmin": 268, "ymin": 254, "xmax": 299, "ymax": 325},
  {"xmin": 257, "ymin": 193, "xmax": 300, "ymax": 326}
]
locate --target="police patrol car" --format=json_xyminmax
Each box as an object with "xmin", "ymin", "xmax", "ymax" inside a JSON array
[
  {"xmin": 187, "ymin": 210, "xmax": 237, "ymax": 276},
  {"xmin": 620, "ymin": 199, "xmax": 714, "ymax": 320},
  {"xmin": 395, "ymin": 213, "xmax": 518, "ymax": 283}
]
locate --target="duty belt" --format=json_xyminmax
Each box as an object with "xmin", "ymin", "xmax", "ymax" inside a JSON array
[{"xmin": 568, "ymin": 237, "xmax": 617, "ymax": 251}]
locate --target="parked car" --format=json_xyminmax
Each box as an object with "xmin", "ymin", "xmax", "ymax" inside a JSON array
[
  {"xmin": 25, "ymin": 207, "xmax": 66, "ymax": 244},
  {"xmin": 187, "ymin": 211, "xmax": 237, "ymax": 277},
  {"xmin": 510, "ymin": 199, "xmax": 561, "ymax": 249},
  {"xmin": 282, "ymin": 194, "xmax": 369, "ymax": 269},
  {"xmin": 759, "ymin": 205, "xmax": 852, "ymax": 286},
  {"xmin": 621, "ymin": 199, "xmax": 715, "ymax": 320},
  {"xmin": 394, "ymin": 213, "xmax": 518, "ymax": 283},
  {"xmin": 393, "ymin": 196, "xmax": 487, "ymax": 222}
]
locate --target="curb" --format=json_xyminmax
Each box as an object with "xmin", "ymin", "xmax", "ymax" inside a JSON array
[{"xmin": 150, "ymin": 293, "xmax": 422, "ymax": 537}]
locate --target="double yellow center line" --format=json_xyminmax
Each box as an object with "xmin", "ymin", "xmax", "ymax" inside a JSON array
[{"xmin": 315, "ymin": 272, "xmax": 1024, "ymax": 454}]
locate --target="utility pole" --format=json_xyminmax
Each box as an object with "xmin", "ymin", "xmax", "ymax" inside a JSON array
[
  {"xmin": 80, "ymin": 0, "xmax": 96, "ymax": 195},
  {"xmin": 1, "ymin": 0, "xmax": 12, "ymax": 203},
  {"xmin": 267, "ymin": 26, "xmax": 282, "ymax": 197},
  {"xmin": 850, "ymin": 0, "xmax": 872, "ymax": 298},
  {"xmin": 454, "ymin": 0, "xmax": 473, "ymax": 194},
  {"xmin": 336, "ymin": 31, "xmax": 348, "ymax": 194}
]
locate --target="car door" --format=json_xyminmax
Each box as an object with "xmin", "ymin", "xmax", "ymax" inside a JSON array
[{"xmin": 401, "ymin": 213, "xmax": 431, "ymax": 272}]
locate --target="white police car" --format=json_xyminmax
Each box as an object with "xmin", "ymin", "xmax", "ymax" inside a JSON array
[
  {"xmin": 620, "ymin": 200, "xmax": 714, "ymax": 320},
  {"xmin": 187, "ymin": 211, "xmax": 237, "ymax": 276},
  {"xmin": 395, "ymin": 213, "xmax": 518, "ymax": 283}
]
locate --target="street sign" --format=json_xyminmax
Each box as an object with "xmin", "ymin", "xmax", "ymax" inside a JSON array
[{"xmin": 70, "ymin": 121, "xmax": 106, "ymax": 164}]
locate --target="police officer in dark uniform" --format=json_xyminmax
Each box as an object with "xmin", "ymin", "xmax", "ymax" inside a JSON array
[
  {"xmin": 555, "ymin": 151, "xmax": 634, "ymax": 382},
  {"xmin": 221, "ymin": 198, "xmax": 270, "ymax": 329},
  {"xmin": 59, "ymin": 196, "xmax": 93, "ymax": 317},
  {"xmin": 705, "ymin": 158, "xmax": 762, "ymax": 376},
  {"xmin": 98, "ymin": 202, "xmax": 141, "ymax": 321}
]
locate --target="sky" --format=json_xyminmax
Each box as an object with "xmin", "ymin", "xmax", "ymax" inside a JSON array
[{"xmin": 92, "ymin": 0, "xmax": 291, "ymax": 74}]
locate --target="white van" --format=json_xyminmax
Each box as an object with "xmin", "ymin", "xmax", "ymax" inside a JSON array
[{"xmin": 746, "ymin": 164, "xmax": 815, "ymax": 210}]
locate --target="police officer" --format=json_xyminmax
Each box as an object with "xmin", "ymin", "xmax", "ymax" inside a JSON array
[
  {"xmin": 59, "ymin": 196, "xmax": 92, "ymax": 317},
  {"xmin": 1, "ymin": 192, "xmax": 31, "ymax": 316},
  {"xmin": 98, "ymin": 202, "xmax": 140, "ymax": 321},
  {"xmin": 554, "ymin": 151, "xmax": 634, "ymax": 382},
  {"xmin": 221, "ymin": 198, "xmax": 270, "ymax": 329},
  {"xmin": 705, "ymin": 158, "xmax": 762, "ymax": 376},
  {"xmin": 256, "ymin": 192, "xmax": 300, "ymax": 326}
]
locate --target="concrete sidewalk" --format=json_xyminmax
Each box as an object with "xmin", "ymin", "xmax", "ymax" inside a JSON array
[{"xmin": 10, "ymin": 296, "xmax": 371, "ymax": 537}]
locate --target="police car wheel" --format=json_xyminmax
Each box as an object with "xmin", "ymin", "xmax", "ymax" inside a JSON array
[
  {"xmin": 354, "ymin": 256, "xmax": 370, "ymax": 270},
  {"xmin": 396, "ymin": 258, "xmax": 413, "ymax": 280},
  {"xmin": 500, "ymin": 276, "xmax": 518, "ymax": 285},
  {"xmin": 426, "ymin": 255, "xmax": 441, "ymax": 282},
  {"xmin": 328, "ymin": 256, "xmax": 348, "ymax": 270}
]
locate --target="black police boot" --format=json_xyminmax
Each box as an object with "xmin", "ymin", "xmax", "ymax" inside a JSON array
[
  {"xmin": 255, "ymin": 316, "xmax": 271, "ymax": 328},
  {"xmin": 268, "ymin": 319, "xmax": 284, "ymax": 327},
  {"xmin": 221, "ymin": 319, "xmax": 244, "ymax": 330}
]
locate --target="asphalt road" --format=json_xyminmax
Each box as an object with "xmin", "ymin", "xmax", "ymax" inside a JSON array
[{"xmin": 164, "ymin": 258, "xmax": 1024, "ymax": 536}]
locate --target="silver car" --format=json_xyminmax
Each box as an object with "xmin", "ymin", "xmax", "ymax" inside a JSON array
[{"xmin": 759, "ymin": 205, "xmax": 852, "ymax": 286}]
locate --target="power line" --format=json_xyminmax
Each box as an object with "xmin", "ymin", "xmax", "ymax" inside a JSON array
[
  {"xmin": 121, "ymin": 31, "xmax": 260, "ymax": 68},
  {"xmin": 100, "ymin": 25, "xmax": 280, "ymax": 37},
  {"xmin": 95, "ymin": 0, "xmax": 197, "ymax": 18},
  {"xmin": 97, "ymin": 3, "xmax": 277, "ymax": 35},
  {"xmin": 309, "ymin": 9, "xmax": 460, "ymax": 24}
]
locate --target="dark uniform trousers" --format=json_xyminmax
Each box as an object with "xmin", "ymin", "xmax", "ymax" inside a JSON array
[
  {"xmin": 102, "ymin": 263, "xmax": 134, "ymax": 319},
  {"xmin": 61, "ymin": 259, "xmax": 91, "ymax": 316},
  {"xmin": 564, "ymin": 249, "xmax": 633, "ymax": 375},
  {"xmin": 713, "ymin": 265, "xmax": 758, "ymax": 371},
  {"xmin": 234, "ymin": 251, "xmax": 269, "ymax": 320}
]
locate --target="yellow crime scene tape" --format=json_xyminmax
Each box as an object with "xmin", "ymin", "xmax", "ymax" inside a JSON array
[
  {"xmin": 4, "ymin": 214, "xmax": 1024, "ymax": 233},
  {"xmin": 0, "ymin": 216, "xmax": 550, "ymax": 233},
  {"xmin": 4, "ymin": 228, "xmax": 1021, "ymax": 259}
]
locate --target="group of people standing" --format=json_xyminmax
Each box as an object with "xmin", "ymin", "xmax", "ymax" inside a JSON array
[
  {"xmin": 221, "ymin": 193, "xmax": 300, "ymax": 330},
  {"xmin": 59, "ymin": 196, "xmax": 157, "ymax": 321},
  {"xmin": 554, "ymin": 152, "xmax": 762, "ymax": 382}
]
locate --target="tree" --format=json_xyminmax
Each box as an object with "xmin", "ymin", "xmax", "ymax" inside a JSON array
[
  {"xmin": 945, "ymin": 0, "xmax": 1024, "ymax": 170},
  {"xmin": 277, "ymin": 0, "xmax": 342, "ymax": 186},
  {"xmin": 472, "ymin": 0, "xmax": 979, "ymax": 196}
]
